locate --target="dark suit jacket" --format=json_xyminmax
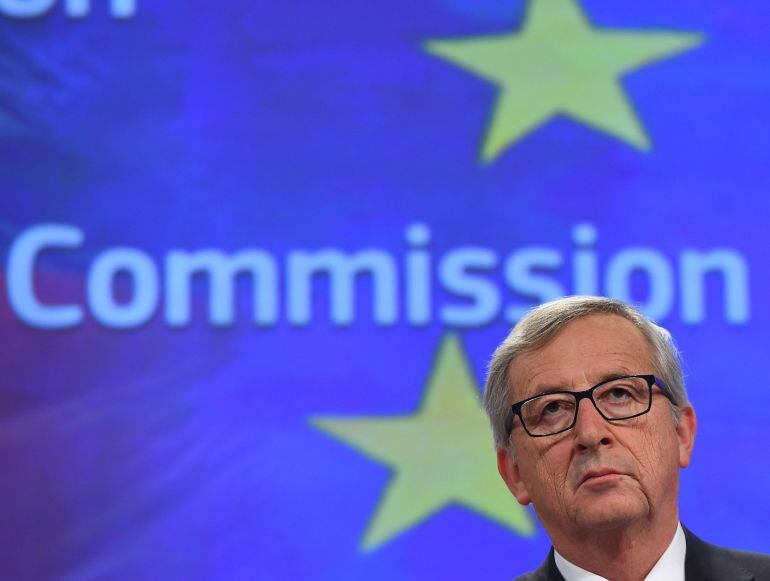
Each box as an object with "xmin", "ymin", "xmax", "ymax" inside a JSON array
[{"xmin": 515, "ymin": 527, "xmax": 770, "ymax": 580}]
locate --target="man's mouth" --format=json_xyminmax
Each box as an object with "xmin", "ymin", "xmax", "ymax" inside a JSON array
[{"xmin": 579, "ymin": 468, "xmax": 625, "ymax": 487}]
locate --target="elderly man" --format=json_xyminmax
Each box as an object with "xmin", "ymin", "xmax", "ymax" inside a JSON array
[{"xmin": 484, "ymin": 296, "xmax": 770, "ymax": 581}]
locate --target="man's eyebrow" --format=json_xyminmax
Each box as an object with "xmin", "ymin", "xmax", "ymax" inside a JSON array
[
  {"xmin": 527, "ymin": 371, "xmax": 636, "ymax": 397},
  {"xmin": 525, "ymin": 383, "xmax": 570, "ymax": 398},
  {"xmin": 531, "ymin": 385, "xmax": 569, "ymax": 396}
]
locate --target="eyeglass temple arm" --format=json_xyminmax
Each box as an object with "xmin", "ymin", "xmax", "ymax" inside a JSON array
[{"xmin": 652, "ymin": 375, "xmax": 676, "ymax": 403}]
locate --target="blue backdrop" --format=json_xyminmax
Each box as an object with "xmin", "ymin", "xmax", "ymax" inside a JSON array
[{"xmin": 1, "ymin": 0, "xmax": 769, "ymax": 579}]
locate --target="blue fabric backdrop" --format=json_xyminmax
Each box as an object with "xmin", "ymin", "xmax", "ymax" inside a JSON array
[{"xmin": 1, "ymin": 0, "xmax": 768, "ymax": 578}]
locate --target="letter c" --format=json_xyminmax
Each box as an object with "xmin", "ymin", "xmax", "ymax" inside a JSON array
[{"xmin": 7, "ymin": 224, "xmax": 84, "ymax": 328}]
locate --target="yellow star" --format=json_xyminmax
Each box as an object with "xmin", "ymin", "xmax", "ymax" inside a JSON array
[
  {"xmin": 424, "ymin": 0, "xmax": 703, "ymax": 161},
  {"xmin": 311, "ymin": 334, "xmax": 534, "ymax": 551}
]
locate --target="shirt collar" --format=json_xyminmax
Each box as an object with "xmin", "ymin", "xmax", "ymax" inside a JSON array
[{"xmin": 553, "ymin": 522, "xmax": 686, "ymax": 581}]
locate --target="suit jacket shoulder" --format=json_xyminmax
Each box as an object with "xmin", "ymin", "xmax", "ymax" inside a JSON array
[{"xmin": 684, "ymin": 526, "xmax": 770, "ymax": 581}]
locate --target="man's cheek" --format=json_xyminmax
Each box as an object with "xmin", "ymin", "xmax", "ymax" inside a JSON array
[
  {"xmin": 535, "ymin": 456, "xmax": 568, "ymax": 500},
  {"xmin": 636, "ymin": 427, "xmax": 670, "ymax": 484}
]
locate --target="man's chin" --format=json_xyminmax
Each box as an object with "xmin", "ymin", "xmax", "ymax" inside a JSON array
[{"xmin": 573, "ymin": 490, "xmax": 647, "ymax": 530}]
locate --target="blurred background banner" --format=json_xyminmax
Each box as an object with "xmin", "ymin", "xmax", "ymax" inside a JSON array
[{"xmin": 1, "ymin": 0, "xmax": 769, "ymax": 578}]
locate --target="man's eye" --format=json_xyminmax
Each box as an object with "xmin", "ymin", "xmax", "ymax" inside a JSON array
[
  {"xmin": 607, "ymin": 387, "xmax": 631, "ymax": 401},
  {"xmin": 543, "ymin": 401, "xmax": 569, "ymax": 415}
]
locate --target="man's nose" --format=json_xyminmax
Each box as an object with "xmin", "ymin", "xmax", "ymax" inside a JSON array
[{"xmin": 573, "ymin": 396, "xmax": 613, "ymax": 451}]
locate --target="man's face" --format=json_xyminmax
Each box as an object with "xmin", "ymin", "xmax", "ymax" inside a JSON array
[{"xmin": 497, "ymin": 314, "xmax": 696, "ymax": 535}]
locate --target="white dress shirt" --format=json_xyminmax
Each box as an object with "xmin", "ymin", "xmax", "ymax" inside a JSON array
[{"xmin": 553, "ymin": 522, "xmax": 686, "ymax": 581}]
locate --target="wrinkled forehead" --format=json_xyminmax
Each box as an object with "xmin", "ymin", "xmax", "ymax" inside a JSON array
[{"xmin": 506, "ymin": 314, "xmax": 655, "ymax": 402}]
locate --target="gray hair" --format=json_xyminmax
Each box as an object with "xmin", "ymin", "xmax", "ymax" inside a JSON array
[{"xmin": 483, "ymin": 296, "xmax": 689, "ymax": 449}]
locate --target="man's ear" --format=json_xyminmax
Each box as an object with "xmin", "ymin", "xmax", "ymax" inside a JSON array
[
  {"xmin": 676, "ymin": 405, "xmax": 697, "ymax": 468},
  {"xmin": 497, "ymin": 447, "xmax": 532, "ymax": 505}
]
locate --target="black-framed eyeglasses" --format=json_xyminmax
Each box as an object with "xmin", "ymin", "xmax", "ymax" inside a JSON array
[{"xmin": 505, "ymin": 374, "xmax": 675, "ymax": 438}]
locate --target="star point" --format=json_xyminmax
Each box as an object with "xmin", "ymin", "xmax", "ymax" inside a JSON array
[
  {"xmin": 311, "ymin": 334, "xmax": 533, "ymax": 551},
  {"xmin": 424, "ymin": 0, "xmax": 704, "ymax": 161}
]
